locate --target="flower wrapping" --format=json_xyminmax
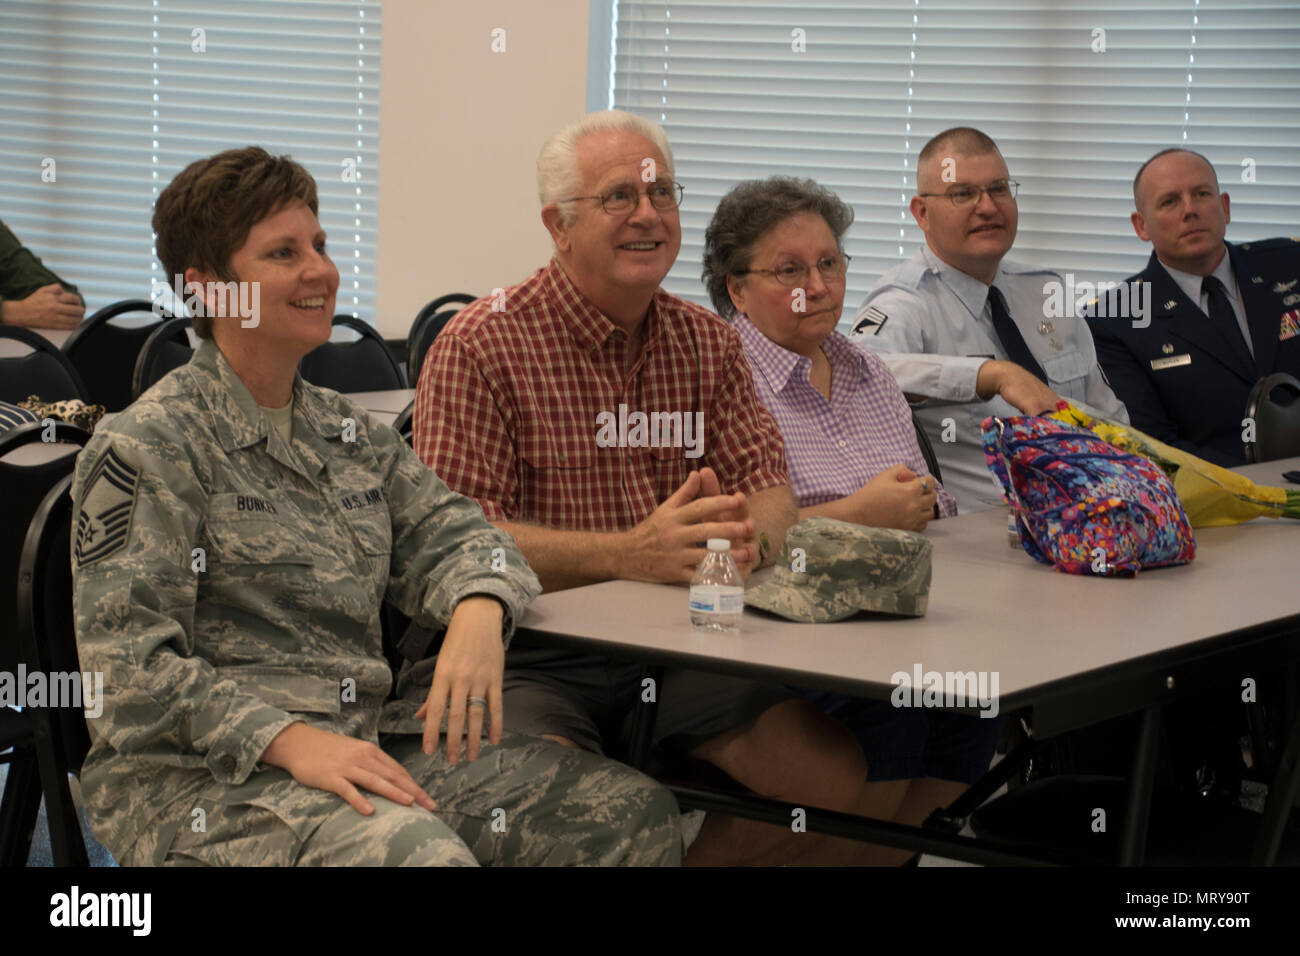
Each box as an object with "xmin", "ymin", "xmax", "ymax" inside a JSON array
[{"xmin": 1047, "ymin": 401, "xmax": 1300, "ymax": 527}]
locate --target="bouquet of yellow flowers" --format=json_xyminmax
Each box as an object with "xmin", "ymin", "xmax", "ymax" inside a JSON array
[{"xmin": 1048, "ymin": 402, "xmax": 1300, "ymax": 527}]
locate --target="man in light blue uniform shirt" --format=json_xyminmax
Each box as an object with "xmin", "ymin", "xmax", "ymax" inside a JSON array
[{"xmin": 848, "ymin": 127, "xmax": 1128, "ymax": 513}]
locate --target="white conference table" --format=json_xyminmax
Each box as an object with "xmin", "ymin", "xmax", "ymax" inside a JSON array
[
  {"xmin": 0, "ymin": 325, "xmax": 74, "ymax": 356},
  {"xmin": 344, "ymin": 388, "xmax": 414, "ymax": 415},
  {"xmin": 523, "ymin": 457, "xmax": 1300, "ymax": 717},
  {"xmin": 519, "ymin": 457, "xmax": 1300, "ymax": 865}
]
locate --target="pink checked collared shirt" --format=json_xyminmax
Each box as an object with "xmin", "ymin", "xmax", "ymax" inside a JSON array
[{"xmin": 734, "ymin": 313, "xmax": 957, "ymax": 517}]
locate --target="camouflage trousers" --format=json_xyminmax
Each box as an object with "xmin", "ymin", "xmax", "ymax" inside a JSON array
[{"xmin": 126, "ymin": 733, "xmax": 681, "ymax": 866}]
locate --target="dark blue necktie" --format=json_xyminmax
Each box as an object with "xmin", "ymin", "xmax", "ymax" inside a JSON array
[
  {"xmin": 1202, "ymin": 275, "xmax": 1253, "ymax": 371},
  {"xmin": 987, "ymin": 287, "xmax": 1048, "ymax": 384}
]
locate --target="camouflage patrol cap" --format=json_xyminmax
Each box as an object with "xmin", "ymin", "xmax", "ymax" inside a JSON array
[{"xmin": 744, "ymin": 517, "xmax": 932, "ymax": 622}]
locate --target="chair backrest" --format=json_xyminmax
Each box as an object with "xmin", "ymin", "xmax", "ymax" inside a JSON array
[
  {"xmin": 407, "ymin": 293, "xmax": 476, "ymax": 384},
  {"xmin": 913, "ymin": 410, "xmax": 944, "ymax": 484},
  {"xmin": 0, "ymin": 326, "xmax": 89, "ymax": 404},
  {"xmin": 1, "ymin": 422, "xmax": 90, "ymax": 674},
  {"xmin": 16, "ymin": 473, "xmax": 91, "ymax": 772},
  {"xmin": 300, "ymin": 314, "xmax": 407, "ymax": 392},
  {"xmin": 131, "ymin": 316, "xmax": 195, "ymax": 400},
  {"xmin": 1244, "ymin": 372, "xmax": 1300, "ymax": 463},
  {"xmin": 393, "ymin": 400, "xmax": 414, "ymax": 446},
  {"xmin": 62, "ymin": 299, "xmax": 171, "ymax": 412}
]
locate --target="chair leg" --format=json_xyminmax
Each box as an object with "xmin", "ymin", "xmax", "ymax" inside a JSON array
[
  {"xmin": 0, "ymin": 750, "xmax": 43, "ymax": 866},
  {"xmin": 32, "ymin": 722, "xmax": 89, "ymax": 866}
]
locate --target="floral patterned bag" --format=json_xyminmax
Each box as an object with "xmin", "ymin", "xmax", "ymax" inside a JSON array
[{"xmin": 981, "ymin": 414, "xmax": 1196, "ymax": 576}]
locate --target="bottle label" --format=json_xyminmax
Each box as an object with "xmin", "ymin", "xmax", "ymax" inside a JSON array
[{"xmin": 689, "ymin": 585, "xmax": 744, "ymax": 614}]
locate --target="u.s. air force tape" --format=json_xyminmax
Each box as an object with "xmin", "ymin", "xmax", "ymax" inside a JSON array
[
  {"xmin": 75, "ymin": 447, "xmax": 139, "ymax": 568},
  {"xmin": 851, "ymin": 306, "xmax": 888, "ymax": 335}
]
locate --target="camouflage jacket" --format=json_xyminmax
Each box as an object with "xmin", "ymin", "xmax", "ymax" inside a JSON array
[{"xmin": 71, "ymin": 338, "xmax": 540, "ymax": 861}]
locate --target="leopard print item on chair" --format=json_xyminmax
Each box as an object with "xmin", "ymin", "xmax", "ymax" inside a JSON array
[{"xmin": 19, "ymin": 395, "xmax": 108, "ymax": 432}]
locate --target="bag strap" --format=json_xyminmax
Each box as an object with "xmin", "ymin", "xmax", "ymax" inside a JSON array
[{"xmin": 992, "ymin": 417, "xmax": 1032, "ymax": 520}]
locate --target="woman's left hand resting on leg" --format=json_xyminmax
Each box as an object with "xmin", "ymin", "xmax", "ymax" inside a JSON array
[{"xmin": 415, "ymin": 596, "xmax": 506, "ymax": 765}]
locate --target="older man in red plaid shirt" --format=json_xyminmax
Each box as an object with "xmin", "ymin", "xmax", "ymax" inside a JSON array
[{"xmin": 413, "ymin": 110, "xmax": 910, "ymax": 865}]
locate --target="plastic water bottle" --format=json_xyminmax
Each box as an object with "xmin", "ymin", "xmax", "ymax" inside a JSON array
[{"xmin": 689, "ymin": 538, "xmax": 744, "ymax": 633}]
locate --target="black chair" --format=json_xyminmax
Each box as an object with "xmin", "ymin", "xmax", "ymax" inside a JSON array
[
  {"xmin": 392, "ymin": 400, "xmax": 414, "ymax": 446},
  {"xmin": 1, "ymin": 471, "xmax": 92, "ymax": 866},
  {"xmin": 912, "ymin": 410, "xmax": 944, "ymax": 484},
  {"xmin": 0, "ymin": 326, "xmax": 89, "ymax": 404},
  {"xmin": 407, "ymin": 293, "xmax": 475, "ymax": 385},
  {"xmin": 131, "ymin": 317, "xmax": 195, "ymax": 400},
  {"xmin": 1, "ymin": 422, "xmax": 90, "ymax": 729},
  {"xmin": 63, "ymin": 299, "xmax": 172, "ymax": 412},
  {"xmin": 299, "ymin": 315, "xmax": 407, "ymax": 393},
  {"xmin": 1, "ymin": 423, "xmax": 90, "ymax": 658},
  {"xmin": 1244, "ymin": 372, "xmax": 1300, "ymax": 463}
]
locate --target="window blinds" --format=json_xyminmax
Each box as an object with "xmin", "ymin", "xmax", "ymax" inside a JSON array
[{"xmin": 608, "ymin": 0, "xmax": 1300, "ymax": 322}]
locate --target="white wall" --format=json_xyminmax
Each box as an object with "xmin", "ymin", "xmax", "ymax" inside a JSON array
[{"xmin": 375, "ymin": 0, "xmax": 591, "ymax": 338}]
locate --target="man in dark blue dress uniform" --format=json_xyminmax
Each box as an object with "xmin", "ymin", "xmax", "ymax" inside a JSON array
[{"xmin": 1087, "ymin": 147, "xmax": 1300, "ymax": 466}]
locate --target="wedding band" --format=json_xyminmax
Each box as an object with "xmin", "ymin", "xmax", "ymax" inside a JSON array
[{"xmin": 467, "ymin": 696, "xmax": 489, "ymax": 709}]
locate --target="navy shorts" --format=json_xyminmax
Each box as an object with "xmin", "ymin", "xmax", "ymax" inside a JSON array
[{"xmin": 802, "ymin": 690, "xmax": 1004, "ymax": 784}]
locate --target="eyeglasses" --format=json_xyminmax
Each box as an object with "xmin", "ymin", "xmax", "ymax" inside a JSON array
[
  {"xmin": 917, "ymin": 180, "xmax": 1019, "ymax": 206},
  {"xmin": 558, "ymin": 181, "xmax": 685, "ymax": 215},
  {"xmin": 734, "ymin": 253, "xmax": 851, "ymax": 287}
]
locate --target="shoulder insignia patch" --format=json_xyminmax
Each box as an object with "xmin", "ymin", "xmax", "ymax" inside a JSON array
[
  {"xmin": 75, "ymin": 447, "xmax": 139, "ymax": 568},
  {"xmin": 851, "ymin": 306, "xmax": 889, "ymax": 336}
]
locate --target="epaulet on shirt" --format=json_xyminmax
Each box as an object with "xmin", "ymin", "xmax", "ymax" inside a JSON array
[
  {"xmin": 889, "ymin": 255, "xmax": 930, "ymax": 290},
  {"xmin": 1238, "ymin": 237, "xmax": 1300, "ymax": 254},
  {"xmin": 997, "ymin": 257, "xmax": 1060, "ymax": 277}
]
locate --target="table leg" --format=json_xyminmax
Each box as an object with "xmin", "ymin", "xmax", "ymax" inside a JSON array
[
  {"xmin": 1251, "ymin": 686, "xmax": 1300, "ymax": 865},
  {"xmin": 1119, "ymin": 703, "xmax": 1162, "ymax": 866}
]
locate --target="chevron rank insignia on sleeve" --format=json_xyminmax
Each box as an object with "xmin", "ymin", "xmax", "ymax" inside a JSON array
[
  {"xmin": 851, "ymin": 306, "xmax": 889, "ymax": 335},
  {"xmin": 75, "ymin": 447, "xmax": 139, "ymax": 568}
]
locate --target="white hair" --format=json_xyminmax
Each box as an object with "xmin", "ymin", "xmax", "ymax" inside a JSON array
[{"xmin": 537, "ymin": 110, "xmax": 675, "ymax": 224}]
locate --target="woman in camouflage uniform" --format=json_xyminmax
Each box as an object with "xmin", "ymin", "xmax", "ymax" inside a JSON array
[{"xmin": 70, "ymin": 147, "xmax": 680, "ymax": 866}]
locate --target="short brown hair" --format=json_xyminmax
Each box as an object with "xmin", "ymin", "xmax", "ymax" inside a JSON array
[
  {"xmin": 152, "ymin": 146, "xmax": 318, "ymax": 338},
  {"xmin": 917, "ymin": 127, "xmax": 1001, "ymax": 175}
]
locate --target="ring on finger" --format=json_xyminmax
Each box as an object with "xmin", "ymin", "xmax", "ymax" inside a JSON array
[
  {"xmin": 467, "ymin": 696, "xmax": 489, "ymax": 709},
  {"xmin": 919, "ymin": 479, "xmax": 930, "ymax": 493}
]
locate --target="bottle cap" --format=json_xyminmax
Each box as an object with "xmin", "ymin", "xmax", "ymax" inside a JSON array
[{"xmin": 706, "ymin": 538, "xmax": 731, "ymax": 551}]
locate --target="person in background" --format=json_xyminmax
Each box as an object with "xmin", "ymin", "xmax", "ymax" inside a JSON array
[
  {"xmin": 703, "ymin": 176, "xmax": 956, "ymax": 530},
  {"xmin": 702, "ymin": 175, "xmax": 1001, "ymax": 823},
  {"xmin": 1088, "ymin": 147, "xmax": 1300, "ymax": 466},
  {"xmin": 0, "ymin": 218, "xmax": 85, "ymax": 329},
  {"xmin": 848, "ymin": 127, "xmax": 1127, "ymax": 513}
]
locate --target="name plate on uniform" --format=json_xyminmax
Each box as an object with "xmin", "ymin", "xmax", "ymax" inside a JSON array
[{"xmin": 1150, "ymin": 353, "xmax": 1191, "ymax": 371}]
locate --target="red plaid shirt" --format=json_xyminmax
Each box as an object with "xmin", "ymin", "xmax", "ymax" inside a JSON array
[{"xmin": 412, "ymin": 259, "xmax": 789, "ymax": 531}]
